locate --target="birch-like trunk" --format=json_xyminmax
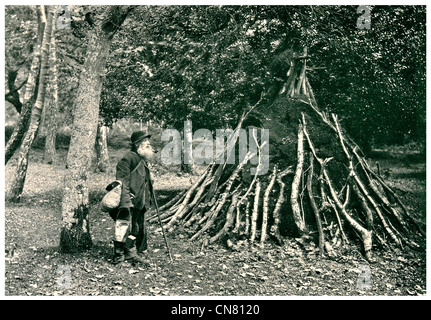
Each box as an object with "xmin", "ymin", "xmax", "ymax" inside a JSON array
[
  {"xmin": 44, "ymin": 9, "xmax": 59, "ymax": 165},
  {"xmin": 7, "ymin": 6, "xmax": 54, "ymax": 202},
  {"xmin": 181, "ymin": 121, "xmax": 195, "ymax": 174},
  {"xmin": 5, "ymin": 7, "xmax": 43, "ymax": 165},
  {"xmin": 60, "ymin": 6, "xmax": 134, "ymax": 253}
]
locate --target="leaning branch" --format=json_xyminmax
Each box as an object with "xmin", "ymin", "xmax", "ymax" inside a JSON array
[{"xmin": 291, "ymin": 123, "xmax": 307, "ymax": 234}]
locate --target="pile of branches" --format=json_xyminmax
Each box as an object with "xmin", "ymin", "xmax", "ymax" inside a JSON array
[{"xmin": 148, "ymin": 49, "xmax": 424, "ymax": 261}]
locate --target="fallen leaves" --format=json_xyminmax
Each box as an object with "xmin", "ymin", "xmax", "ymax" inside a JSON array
[
  {"xmin": 4, "ymin": 152, "xmax": 427, "ymax": 297},
  {"xmin": 128, "ymin": 269, "xmax": 139, "ymax": 274}
]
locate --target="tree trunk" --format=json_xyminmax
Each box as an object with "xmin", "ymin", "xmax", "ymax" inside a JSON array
[
  {"xmin": 44, "ymin": 5, "xmax": 59, "ymax": 165},
  {"xmin": 6, "ymin": 6, "xmax": 54, "ymax": 202},
  {"xmin": 60, "ymin": 6, "xmax": 134, "ymax": 253},
  {"xmin": 181, "ymin": 121, "xmax": 195, "ymax": 174},
  {"xmin": 5, "ymin": 6, "xmax": 44, "ymax": 165},
  {"xmin": 94, "ymin": 124, "xmax": 110, "ymax": 172}
]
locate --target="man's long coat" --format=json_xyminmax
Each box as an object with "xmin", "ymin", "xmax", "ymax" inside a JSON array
[{"xmin": 116, "ymin": 150, "xmax": 152, "ymax": 210}]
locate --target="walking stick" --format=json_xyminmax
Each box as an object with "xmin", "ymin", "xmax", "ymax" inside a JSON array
[{"xmin": 150, "ymin": 183, "xmax": 174, "ymax": 263}]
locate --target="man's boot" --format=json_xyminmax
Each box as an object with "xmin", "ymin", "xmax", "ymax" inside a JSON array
[
  {"xmin": 124, "ymin": 235, "xmax": 150, "ymax": 266},
  {"xmin": 112, "ymin": 241, "xmax": 125, "ymax": 264}
]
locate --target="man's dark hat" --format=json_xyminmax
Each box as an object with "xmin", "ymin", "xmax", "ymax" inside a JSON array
[{"xmin": 131, "ymin": 130, "xmax": 151, "ymax": 145}]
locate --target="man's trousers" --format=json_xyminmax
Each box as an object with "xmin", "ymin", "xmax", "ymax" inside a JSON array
[{"xmin": 114, "ymin": 207, "xmax": 148, "ymax": 253}]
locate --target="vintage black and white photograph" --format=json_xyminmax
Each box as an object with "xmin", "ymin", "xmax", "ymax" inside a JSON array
[{"xmin": 2, "ymin": 3, "xmax": 427, "ymax": 299}]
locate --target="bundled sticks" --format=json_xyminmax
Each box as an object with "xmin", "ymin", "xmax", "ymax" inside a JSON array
[{"xmin": 148, "ymin": 47, "xmax": 424, "ymax": 260}]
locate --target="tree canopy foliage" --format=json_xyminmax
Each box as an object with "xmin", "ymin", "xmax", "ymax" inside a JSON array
[
  {"xmin": 306, "ymin": 6, "xmax": 426, "ymax": 150},
  {"xmin": 6, "ymin": 5, "xmax": 425, "ymax": 150},
  {"xmin": 98, "ymin": 5, "xmax": 425, "ymax": 151}
]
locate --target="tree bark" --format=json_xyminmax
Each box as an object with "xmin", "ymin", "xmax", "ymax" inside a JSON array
[
  {"xmin": 60, "ymin": 6, "xmax": 134, "ymax": 253},
  {"xmin": 7, "ymin": 6, "xmax": 54, "ymax": 202},
  {"xmin": 44, "ymin": 5, "xmax": 59, "ymax": 165},
  {"xmin": 181, "ymin": 122, "xmax": 195, "ymax": 174}
]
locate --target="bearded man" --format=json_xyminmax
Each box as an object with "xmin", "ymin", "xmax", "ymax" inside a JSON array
[{"xmin": 112, "ymin": 131, "xmax": 155, "ymax": 265}]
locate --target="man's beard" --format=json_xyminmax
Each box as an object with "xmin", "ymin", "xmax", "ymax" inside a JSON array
[{"xmin": 137, "ymin": 144, "xmax": 154, "ymax": 161}]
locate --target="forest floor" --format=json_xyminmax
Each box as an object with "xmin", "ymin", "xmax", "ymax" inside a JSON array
[{"xmin": 3, "ymin": 144, "xmax": 427, "ymax": 297}]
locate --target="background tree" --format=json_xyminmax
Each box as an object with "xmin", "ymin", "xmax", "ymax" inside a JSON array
[
  {"xmin": 5, "ymin": 6, "xmax": 43, "ymax": 164},
  {"xmin": 7, "ymin": 5, "xmax": 55, "ymax": 202},
  {"xmin": 4, "ymin": 5, "xmax": 37, "ymax": 113},
  {"xmin": 43, "ymin": 7, "xmax": 59, "ymax": 164}
]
